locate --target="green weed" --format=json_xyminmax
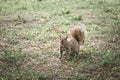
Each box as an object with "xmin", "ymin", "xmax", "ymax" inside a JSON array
[
  {"xmin": 101, "ymin": 52, "xmax": 117, "ymax": 67},
  {"xmin": 0, "ymin": 49, "xmax": 27, "ymax": 79},
  {"xmin": 72, "ymin": 15, "xmax": 82, "ymax": 21}
]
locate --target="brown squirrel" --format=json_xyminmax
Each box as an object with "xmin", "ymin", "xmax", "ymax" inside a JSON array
[{"xmin": 59, "ymin": 24, "xmax": 86, "ymax": 59}]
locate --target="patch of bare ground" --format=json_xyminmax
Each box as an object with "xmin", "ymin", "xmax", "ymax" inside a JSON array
[
  {"xmin": 28, "ymin": 60, "xmax": 74, "ymax": 78},
  {"xmin": 81, "ymin": 9, "xmax": 118, "ymax": 27},
  {"xmin": 81, "ymin": 9, "xmax": 97, "ymax": 24},
  {"xmin": 0, "ymin": 18, "xmax": 46, "ymax": 26}
]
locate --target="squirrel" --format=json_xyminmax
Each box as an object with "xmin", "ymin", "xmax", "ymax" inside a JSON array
[{"xmin": 59, "ymin": 23, "xmax": 86, "ymax": 59}]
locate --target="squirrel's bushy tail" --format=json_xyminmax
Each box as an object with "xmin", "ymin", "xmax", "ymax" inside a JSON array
[{"xmin": 70, "ymin": 23, "xmax": 86, "ymax": 45}]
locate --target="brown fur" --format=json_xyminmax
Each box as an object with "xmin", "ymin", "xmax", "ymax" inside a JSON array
[
  {"xmin": 59, "ymin": 36, "xmax": 79, "ymax": 59},
  {"xmin": 70, "ymin": 25, "xmax": 86, "ymax": 45},
  {"xmin": 59, "ymin": 24, "xmax": 86, "ymax": 59}
]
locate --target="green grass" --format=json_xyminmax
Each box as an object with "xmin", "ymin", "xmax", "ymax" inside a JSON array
[{"xmin": 0, "ymin": 0, "xmax": 120, "ymax": 79}]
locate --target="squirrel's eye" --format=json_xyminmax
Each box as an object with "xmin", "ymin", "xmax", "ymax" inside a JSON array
[{"xmin": 61, "ymin": 40, "xmax": 64, "ymax": 44}]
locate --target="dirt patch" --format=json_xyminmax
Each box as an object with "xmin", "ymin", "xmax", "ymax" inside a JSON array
[
  {"xmin": 82, "ymin": 10, "xmax": 97, "ymax": 24},
  {"xmin": 22, "ymin": 46, "xmax": 43, "ymax": 53},
  {"xmin": 81, "ymin": 10, "xmax": 112, "ymax": 27},
  {"xmin": 0, "ymin": 19, "xmax": 43, "ymax": 26}
]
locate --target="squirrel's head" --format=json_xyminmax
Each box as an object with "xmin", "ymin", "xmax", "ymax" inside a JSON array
[{"xmin": 59, "ymin": 35, "xmax": 68, "ymax": 44}]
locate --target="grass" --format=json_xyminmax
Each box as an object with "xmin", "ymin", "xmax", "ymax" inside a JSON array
[{"xmin": 0, "ymin": 0, "xmax": 120, "ymax": 80}]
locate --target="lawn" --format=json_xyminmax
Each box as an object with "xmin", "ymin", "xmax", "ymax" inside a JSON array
[{"xmin": 0, "ymin": 0, "xmax": 120, "ymax": 80}]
